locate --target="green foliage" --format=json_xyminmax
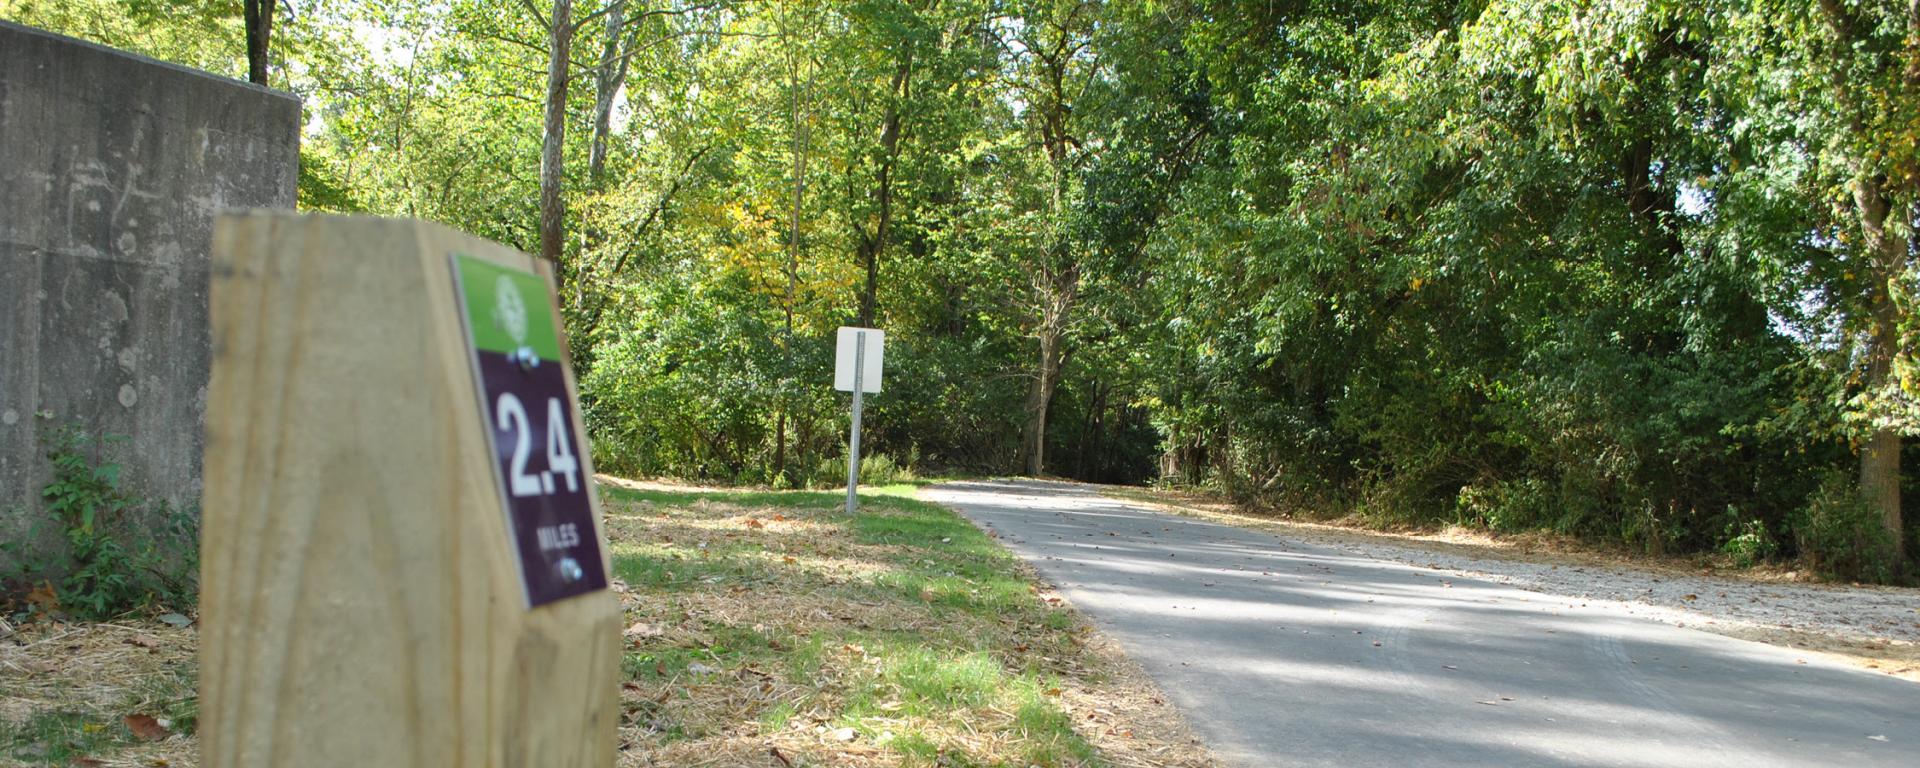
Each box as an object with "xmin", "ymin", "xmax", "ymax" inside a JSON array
[
  {"xmin": 0, "ymin": 710, "xmax": 119, "ymax": 765},
  {"xmin": 1792, "ymin": 473, "xmax": 1897, "ymax": 583},
  {"xmin": 7, "ymin": 422, "xmax": 198, "ymax": 620},
  {"xmin": 28, "ymin": 0, "xmax": 1914, "ymax": 576},
  {"xmin": 810, "ymin": 452, "xmax": 920, "ymax": 490},
  {"xmin": 859, "ymin": 453, "xmax": 918, "ymax": 487},
  {"xmin": 6, "ymin": 0, "xmax": 244, "ymax": 77},
  {"xmin": 1721, "ymin": 517, "xmax": 1780, "ymax": 569}
]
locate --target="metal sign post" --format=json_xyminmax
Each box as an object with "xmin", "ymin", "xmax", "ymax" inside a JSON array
[
  {"xmin": 846, "ymin": 333, "xmax": 865, "ymax": 514},
  {"xmin": 834, "ymin": 327, "xmax": 885, "ymax": 513}
]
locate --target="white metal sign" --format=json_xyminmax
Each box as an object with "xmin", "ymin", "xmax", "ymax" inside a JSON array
[
  {"xmin": 834, "ymin": 327, "xmax": 885, "ymax": 393},
  {"xmin": 835, "ymin": 326, "xmax": 884, "ymax": 513}
]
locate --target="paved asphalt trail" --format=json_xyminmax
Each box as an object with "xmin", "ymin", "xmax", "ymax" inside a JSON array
[{"xmin": 922, "ymin": 479, "xmax": 1920, "ymax": 768}]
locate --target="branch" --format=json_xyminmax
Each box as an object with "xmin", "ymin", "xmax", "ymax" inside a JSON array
[
  {"xmin": 635, "ymin": 0, "xmax": 727, "ymax": 21},
  {"xmin": 516, "ymin": 0, "xmax": 550, "ymax": 30},
  {"xmin": 474, "ymin": 28, "xmax": 549, "ymax": 58},
  {"xmin": 579, "ymin": 144, "xmax": 715, "ymax": 339}
]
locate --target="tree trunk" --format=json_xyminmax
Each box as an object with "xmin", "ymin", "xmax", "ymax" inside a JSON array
[
  {"xmin": 1012, "ymin": 8, "xmax": 1088, "ymax": 478},
  {"xmin": 774, "ymin": 8, "xmax": 812, "ymax": 483},
  {"xmin": 856, "ymin": 52, "xmax": 915, "ymax": 328},
  {"xmin": 243, "ymin": 0, "xmax": 275, "ymax": 86},
  {"xmin": 540, "ymin": 0, "xmax": 576, "ymax": 292},
  {"xmin": 1818, "ymin": 0, "xmax": 1912, "ymax": 573},
  {"xmin": 1021, "ymin": 275, "xmax": 1074, "ymax": 476},
  {"xmin": 1854, "ymin": 176, "xmax": 1908, "ymax": 571},
  {"xmin": 1021, "ymin": 326, "xmax": 1061, "ymax": 476},
  {"xmin": 773, "ymin": 410, "xmax": 788, "ymax": 483},
  {"xmin": 588, "ymin": 0, "xmax": 629, "ymax": 185}
]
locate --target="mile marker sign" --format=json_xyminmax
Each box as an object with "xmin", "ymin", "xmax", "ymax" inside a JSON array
[
  {"xmin": 835, "ymin": 327, "xmax": 884, "ymax": 513},
  {"xmin": 451, "ymin": 253, "xmax": 608, "ymax": 607}
]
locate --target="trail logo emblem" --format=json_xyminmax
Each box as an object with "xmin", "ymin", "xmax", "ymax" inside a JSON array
[{"xmin": 493, "ymin": 274, "xmax": 529, "ymax": 347}]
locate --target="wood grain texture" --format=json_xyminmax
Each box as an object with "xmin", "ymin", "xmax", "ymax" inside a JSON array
[{"xmin": 202, "ymin": 213, "xmax": 619, "ymax": 768}]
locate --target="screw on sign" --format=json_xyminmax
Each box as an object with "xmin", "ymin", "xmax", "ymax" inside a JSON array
[{"xmin": 452, "ymin": 253, "xmax": 608, "ymax": 607}]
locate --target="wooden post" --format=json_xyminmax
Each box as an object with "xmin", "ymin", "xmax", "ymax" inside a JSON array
[{"xmin": 201, "ymin": 213, "xmax": 620, "ymax": 767}]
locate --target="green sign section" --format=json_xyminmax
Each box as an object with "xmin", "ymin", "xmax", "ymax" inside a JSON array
[{"xmin": 452, "ymin": 253, "xmax": 563, "ymax": 361}]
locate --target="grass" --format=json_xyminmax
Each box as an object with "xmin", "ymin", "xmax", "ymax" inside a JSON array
[
  {"xmin": 603, "ymin": 483, "xmax": 1200, "ymax": 767},
  {"xmin": 0, "ymin": 618, "xmax": 198, "ymax": 767},
  {"xmin": 0, "ymin": 480, "xmax": 1210, "ymax": 767}
]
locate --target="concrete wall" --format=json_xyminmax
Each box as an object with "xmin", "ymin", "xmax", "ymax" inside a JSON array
[{"xmin": 0, "ymin": 21, "xmax": 299, "ymax": 547}]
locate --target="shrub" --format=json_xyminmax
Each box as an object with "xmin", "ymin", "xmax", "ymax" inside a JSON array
[
  {"xmin": 3, "ymin": 422, "xmax": 198, "ymax": 619},
  {"xmin": 861, "ymin": 453, "xmax": 918, "ymax": 485},
  {"xmin": 1719, "ymin": 517, "xmax": 1779, "ymax": 568},
  {"xmin": 811, "ymin": 453, "xmax": 918, "ymax": 489},
  {"xmin": 1791, "ymin": 473, "xmax": 1896, "ymax": 583}
]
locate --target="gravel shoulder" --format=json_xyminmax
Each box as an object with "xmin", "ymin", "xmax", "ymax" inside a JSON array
[{"xmin": 1104, "ymin": 486, "xmax": 1920, "ymax": 682}]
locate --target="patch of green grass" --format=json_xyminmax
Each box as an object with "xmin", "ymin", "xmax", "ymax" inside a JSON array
[
  {"xmin": 610, "ymin": 541, "xmax": 773, "ymax": 591},
  {"xmin": 1015, "ymin": 691, "xmax": 1100, "ymax": 765},
  {"xmin": 783, "ymin": 635, "xmax": 828, "ymax": 680},
  {"xmin": 602, "ymin": 485, "xmax": 844, "ymax": 509},
  {"xmin": 124, "ymin": 658, "xmax": 198, "ymax": 736},
  {"xmin": 0, "ymin": 710, "xmax": 122, "ymax": 764},
  {"xmin": 758, "ymin": 700, "xmax": 799, "ymax": 733},
  {"xmin": 885, "ymin": 647, "xmax": 1002, "ymax": 711},
  {"xmin": 604, "ymin": 481, "xmax": 1116, "ymax": 766},
  {"xmin": 0, "ymin": 652, "xmax": 197, "ymax": 765}
]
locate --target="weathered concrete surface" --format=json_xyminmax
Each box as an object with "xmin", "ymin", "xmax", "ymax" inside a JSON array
[{"xmin": 0, "ymin": 21, "xmax": 298, "ymax": 548}]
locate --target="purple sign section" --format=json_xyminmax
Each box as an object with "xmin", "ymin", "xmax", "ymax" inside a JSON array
[{"xmin": 474, "ymin": 349, "xmax": 609, "ymax": 607}]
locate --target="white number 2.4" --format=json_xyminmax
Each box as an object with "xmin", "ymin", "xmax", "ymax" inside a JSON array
[{"xmin": 495, "ymin": 392, "xmax": 581, "ymax": 497}]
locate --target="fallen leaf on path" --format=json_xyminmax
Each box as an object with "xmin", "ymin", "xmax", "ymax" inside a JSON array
[
  {"xmin": 624, "ymin": 621, "xmax": 665, "ymax": 639},
  {"xmin": 125, "ymin": 634, "xmax": 162, "ymax": 649},
  {"xmin": 831, "ymin": 727, "xmax": 858, "ymax": 742},
  {"xmin": 745, "ymin": 518, "xmax": 765, "ymax": 529},
  {"xmin": 124, "ymin": 713, "xmax": 170, "ymax": 741}
]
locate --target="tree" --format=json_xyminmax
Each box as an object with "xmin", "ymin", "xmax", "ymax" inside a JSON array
[
  {"xmin": 998, "ymin": 0, "xmax": 1102, "ymax": 476},
  {"xmin": 1811, "ymin": 0, "xmax": 1916, "ymax": 573},
  {"xmin": 587, "ymin": 0, "xmax": 629, "ymax": 185},
  {"xmin": 36, "ymin": 0, "xmax": 1909, "ymax": 576},
  {"xmin": 243, "ymin": 0, "xmax": 275, "ymax": 85},
  {"xmin": 540, "ymin": 0, "xmax": 575, "ymax": 287},
  {"xmin": 1721, "ymin": 0, "xmax": 1919, "ymax": 571}
]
